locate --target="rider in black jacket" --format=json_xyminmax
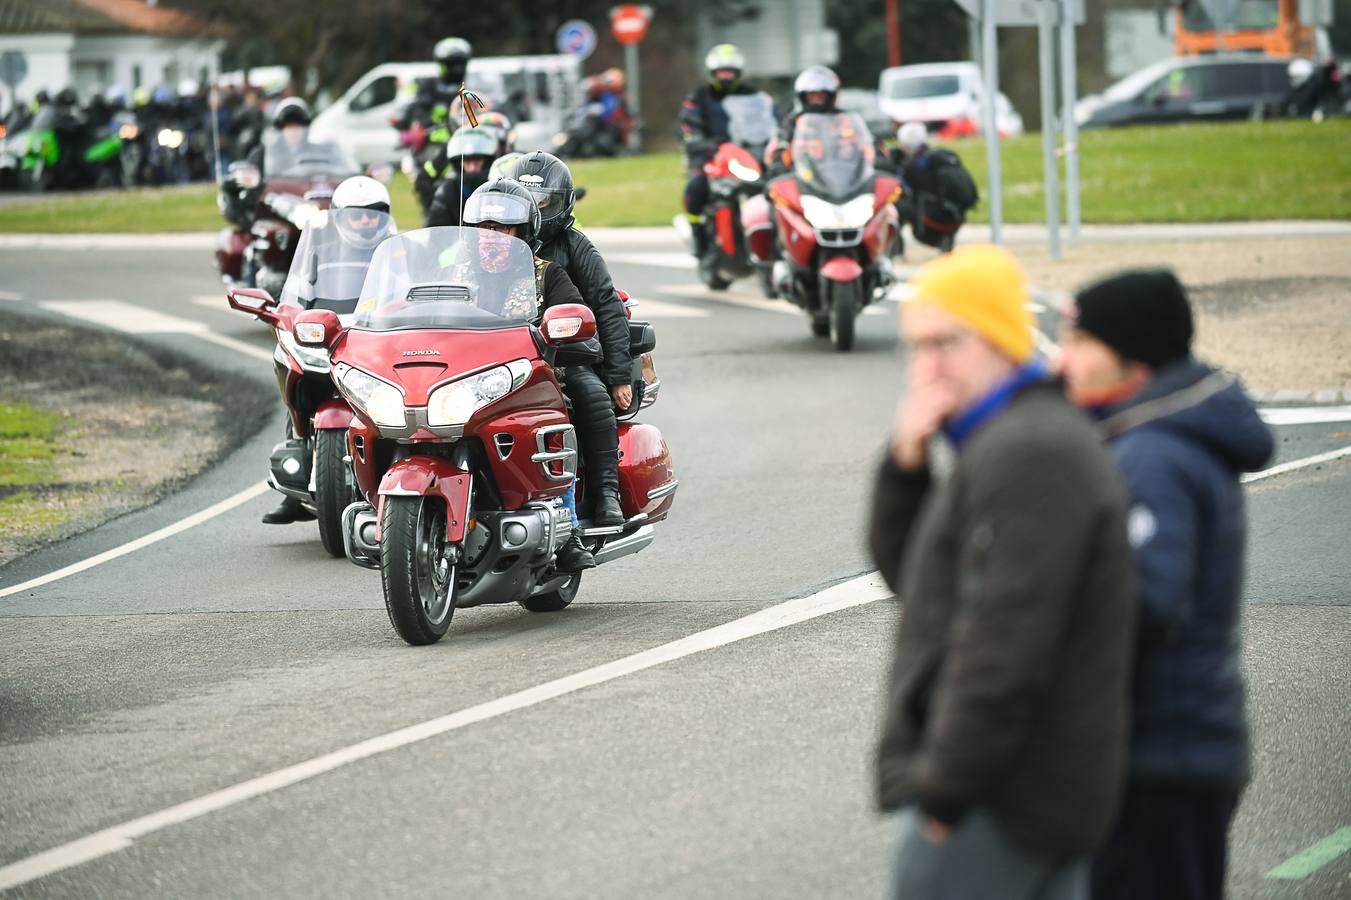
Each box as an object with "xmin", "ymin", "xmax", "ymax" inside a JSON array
[
  {"xmin": 509, "ymin": 151, "xmax": 632, "ymax": 528},
  {"xmin": 678, "ymin": 44, "xmax": 768, "ymax": 258}
]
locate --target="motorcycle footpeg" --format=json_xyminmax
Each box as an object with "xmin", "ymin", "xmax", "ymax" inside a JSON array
[{"xmin": 578, "ymin": 512, "xmax": 648, "ymax": 539}]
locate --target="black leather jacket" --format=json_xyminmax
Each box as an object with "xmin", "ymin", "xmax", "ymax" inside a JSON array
[{"xmin": 537, "ymin": 226, "xmax": 632, "ymax": 387}]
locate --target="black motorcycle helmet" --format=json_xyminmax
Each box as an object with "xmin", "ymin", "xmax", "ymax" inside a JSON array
[
  {"xmin": 55, "ymin": 87, "xmax": 79, "ymax": 107},
  {"xmin": 271, "ymin": 96, "xmax": 312, "ymax": 128},
  {"xmin": 434, "ymin": 37, "xmax": 473, "ymax": 86},
  {"xmin": 462, "ymin": 178, "xmax": 542, "ymax": 251},
  {"xmin": 512, "ymin": 151, "xmax": 575, "ymax": 244}
]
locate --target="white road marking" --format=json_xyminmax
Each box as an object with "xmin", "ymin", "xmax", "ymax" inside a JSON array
[
  {"xmin": 0, "ymin": 290, "xmax": 21, "ymax": 301},
  {"xmin": 39, "ymin": 298, "xmax": 274, "ymax": 362},
  {"xmin": 0, "ymin": 482, "xmax": 271, "ymax": 601},
  {"xmin": 1242, "ymin": 445, "xmax": 1351, "ymax": 484},
  {"xmin": 1259, "ymin": 406, "xmax": 1351, "ymax": 426},
  {"xmin": 0, "ymin": 572, "xmax": 891, "ymax": 890},
  {"xmin": 191, "ymin": 295, "xmax": 228, "ymax": 311},
  {"xmin": 40, "ymin": 300, "xmax": 207, "ymax": 334},
  {"xmin": 626, "ymin": 298, "xmax": 711, "ymax": 319},
  {"xmin": 609, "ymin": 251, "xmax": 696, "ymax": 270}
]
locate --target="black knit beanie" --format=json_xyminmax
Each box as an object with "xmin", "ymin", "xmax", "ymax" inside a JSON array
[{"xmin": 1073, "ymin": 269, "xmax": 1193, "ymax": 369}]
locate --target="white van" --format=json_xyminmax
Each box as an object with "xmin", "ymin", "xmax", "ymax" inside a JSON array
[
  {"xmin": 877, "ymin": 62, "xmax": 1024, "ymax": 138},
  {"xmin": 311, "ymin": 55, "xmax": 584, "ymax": 166}
]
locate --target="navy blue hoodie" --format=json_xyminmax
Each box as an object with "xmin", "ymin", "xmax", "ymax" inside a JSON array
[{"xmin": 1097, "ymin": 360, "xmax": 1274, "ymax": 787}]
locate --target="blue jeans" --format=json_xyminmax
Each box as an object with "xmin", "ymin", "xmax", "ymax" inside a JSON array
[
  {"xmin": 561, "ymin": 482, "xmax": 579, "ymax": 528},
  {"xmin": 888, "ymin": 807, "xmax": 1087, "ymax": 900}
]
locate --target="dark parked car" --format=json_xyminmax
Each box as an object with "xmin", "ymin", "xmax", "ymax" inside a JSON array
[
  {"xmin": 836, "ymin": 88, "xmax": 897, "ymax": 141},
  {"xmin": 1075, "ymin": 54, "xmax": 1292, "ymax": 128}
]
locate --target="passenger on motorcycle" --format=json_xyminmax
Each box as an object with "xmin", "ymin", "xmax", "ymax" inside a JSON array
[
  {"xmin": 460, "ymin": 178, "xmax": 599, "ymax": 572},
  {"xmin": 891, "ymin": 121, "xmax": 979, "ymax": 254},
  {"xmin": 679, "ymin": 43, "xmax": 773, "ymax": 257},
  {"xmin": 261, "ymin": 175, "xmax": 395, "ymax": 525},
  {"xmin": 424, "ymin": 125, "xmax": 500, "ymax": 227},
  {"xmin": 513, "ymin": 151, "xmax": 631, "ymax": 528}
]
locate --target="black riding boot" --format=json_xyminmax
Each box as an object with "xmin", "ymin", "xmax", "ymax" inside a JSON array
[
  {"xmin": 555, "ymin": 533, "xmax": 597, "ymax": 572},
  {"xmin": 261, "ymin": 495, "xmax": 315, "ymax": 525},
  {"xmin": 564, "ymin": 366, "xmax": 625, "ymax": 527}
]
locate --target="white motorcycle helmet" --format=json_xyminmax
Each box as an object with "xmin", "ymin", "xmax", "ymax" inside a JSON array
[
  {"xmin": 331, "ymin": 176, "xmax": 393, "ymax": 250},
  {"xmin": 1287, "ymin": 58, "xmax": 1315, "ymax": 88},
  {"xmin": 897, "ymin": 122, "xmax": 928, "ymax": 154}
]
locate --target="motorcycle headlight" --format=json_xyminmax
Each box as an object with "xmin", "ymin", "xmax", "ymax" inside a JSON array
[
  {"xmin": 277, "ymin": 329, "xmax": 331, "ymax": 374},
  {"xmin": 728, "ymin": 158, "xmax": 760, "ymax": 182},
  {"xmin": 426, "ymin": 359, "xmax": 531, "ymax": 427},
  {"xmin": 801, "ymin": 195, "xmax": 877, "ymax": 230},
  {"xmin": 157, "ymin": 128, "xmax": 184, "ymax": 149},
  {"xmin": 335, "ymin": 363, "xmax": 405, "ymax": 428},
  {"xmin": 289, "ymin": 202, "xmax": 323, "ymax": 230}
]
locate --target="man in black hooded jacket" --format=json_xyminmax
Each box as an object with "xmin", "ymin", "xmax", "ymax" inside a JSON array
[{"xmin": 1059, "ymin": 270, "xmax": 1275, "ymax": 900}]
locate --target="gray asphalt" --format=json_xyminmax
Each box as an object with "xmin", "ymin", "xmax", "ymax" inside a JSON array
[{"xmin": 1, "ymin": 239, "xmax": 1348, "ymax": 898}]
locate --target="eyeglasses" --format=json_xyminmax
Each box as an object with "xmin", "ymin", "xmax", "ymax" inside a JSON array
[{"xmin": 902, "ymin": 330, "xmax": 973, "ymax": 357}]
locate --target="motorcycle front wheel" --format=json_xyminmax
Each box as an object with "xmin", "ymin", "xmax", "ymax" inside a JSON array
[
  {"xmin": 314, "ymin": 429, "xmax": 351, "ymax": 558},
  {"xmin": 828, "ymin": 278, "xmax": 860, "ymax": 352},
  {"xmin": 381, "ymin": 495, "xmax": 457, "ymax": 645}
]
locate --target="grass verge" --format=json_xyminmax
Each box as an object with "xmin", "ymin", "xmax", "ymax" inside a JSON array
[{"xmin": 0, "ymin": 119, "xmax": 1346, "ymax": 232}]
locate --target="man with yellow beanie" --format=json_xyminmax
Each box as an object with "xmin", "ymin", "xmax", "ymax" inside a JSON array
[{"xmin": 868, "ymin": 245, "xmax": 1137, "ymax": 899}]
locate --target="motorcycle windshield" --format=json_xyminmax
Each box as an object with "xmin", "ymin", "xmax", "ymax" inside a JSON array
[
  {"xmin": 722, "ymin": 93, "xmax": 777, "ymax": 150},
  {"xmin": 792, "ymin": 112, "xmax": 876, "ymax": 199},
  {"xmin": 263, "ymin": 128, "xmax": 360, "ymax": 179},
  {"xmin": 279, "ymin": 210, "xmax": 398, "ymax": 315},
  {"xmin": 353, "ymin": 226, "xmax": 539, "ymax": 332}
]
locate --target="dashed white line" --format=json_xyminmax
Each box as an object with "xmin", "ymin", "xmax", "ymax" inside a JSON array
[
  {"xmin": 1259, "ymin": 406, "xmax": 1351, "ymax": 426},
  {"xmin": 0, "ymin": 482, "xmax": 271, "ymax": 601},
  {"xmin": 0, "ymin": 571, "xmax": 891, "ymax": 890}
]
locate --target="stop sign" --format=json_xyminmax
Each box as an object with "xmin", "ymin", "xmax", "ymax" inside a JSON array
[{"xmin": 609, "ymin": 4, "xmax": 651, "ymax": 45}]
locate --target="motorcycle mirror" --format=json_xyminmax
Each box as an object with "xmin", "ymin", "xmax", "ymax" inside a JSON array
[
  {"xmin": 540, "ymin": 303, "xmax": 597, "ymax": 345},
  {"xmin": 366, "ymin": 162, "xmax": 394, "ymax": 184},
  {"xmin": 227, "ymin": 286, "xmax": 277, "ymax": 312},
  {"xmin": 294, "ymin": 309, "xmax": 342, "ymax": 348}
]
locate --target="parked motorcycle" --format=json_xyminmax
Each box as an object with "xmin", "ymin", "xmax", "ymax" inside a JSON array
[
  {"xmin": 225, "ymin": 209, "xmax": 395, "ymax": 555},
  {"xmin": 247, "ymin": 226, "xmax": 675, "ymax": 645},
  {"xmin": 673, "ymin": 92, "xmax": 779, "ymax": 291},
  {"xmin": 754, "ymin": 112, "xmax": 901, "ymax": 351},
  {"xmin": 216, "ymin": 129, "xmax": 362, "ymax": 297},
  {"xmin": 19, "ymin": 105, "xmax": 121, "ymax": 191}
]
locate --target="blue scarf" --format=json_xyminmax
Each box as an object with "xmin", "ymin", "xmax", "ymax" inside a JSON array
[{"xmin": 942, "ymin": 360, "xmax": 1048, "ymax": 448}]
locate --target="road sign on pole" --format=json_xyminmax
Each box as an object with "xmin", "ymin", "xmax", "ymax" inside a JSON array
[
  {"xmin": 610, "ymin": 5, "xmax": 653, "ymax": 151},
  {"xmin": 556, "ymin": 20, "xmax": 598, "ymax": 60}
]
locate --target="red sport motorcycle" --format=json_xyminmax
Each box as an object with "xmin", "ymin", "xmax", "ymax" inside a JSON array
[
  {"xmin": 216, "ymin": 128, "xmax": 363, "ymax": 298},
  {"xmin": 225, "ymin": 209, "xmax": 395, "ymax": 555},
  {"xmin": 676, "ymin": 92, "xmax": 779, "ymax": 290},
  {"xmin": 752, "ymin": 112, "xmax": 901, "ymax": 351},
  {"xmin": 257, "ymin": 226, "xmax": 676, "ymax": 645}
]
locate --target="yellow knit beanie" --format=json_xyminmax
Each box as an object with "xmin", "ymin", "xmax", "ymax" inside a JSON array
[{"xmin": 907, "ymin": 244, "xmax": 1035, "ymax": 364}]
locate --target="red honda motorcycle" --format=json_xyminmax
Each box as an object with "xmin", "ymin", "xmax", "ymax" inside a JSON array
[
  {"xmin": 216, "ymin": 128, "xmax": 363, "ymax": 297},
  {"xmin": 753, "ymin": 112, "xmax": 901, "ymax": 351},
  {"xmin": 225, "ymin": 209, "xmax": 394, "ymax": 555},
  {"xmin": 676, "ymin": 92, "xmax": 779, "ymax": 290},
  {"xmin": 261, "ymin": 226, "xmax": 676, "ymax": 645}
]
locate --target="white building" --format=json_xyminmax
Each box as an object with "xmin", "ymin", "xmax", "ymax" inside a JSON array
[
  {"xmin": 694, "ymin": 0, "xmax": 838, "ymax": 79},
  {"xmin": 0, "ymin": 0, "xmax": 225, "ymax": 113}
]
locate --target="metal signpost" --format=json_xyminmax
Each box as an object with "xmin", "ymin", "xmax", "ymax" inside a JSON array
[
  {"xmin": 0, "ymin": 51, "xmax": 27, "ymax": 114},
  {"xmin": 610, "ymin": 5, "xmax": 653, "ymax": 152},
  {"xmin": 952, "ymin": 0, "xmax": 1082, "ymax": 257}
]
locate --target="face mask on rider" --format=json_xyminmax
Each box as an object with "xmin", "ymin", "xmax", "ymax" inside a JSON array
[{"xmin": 478, "ymin": 226, "xmax": 518, "ymax": 273}]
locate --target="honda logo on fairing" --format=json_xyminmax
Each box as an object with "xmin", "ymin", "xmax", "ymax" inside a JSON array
[{"xmin": 402, "ymin": 349, "xmax": 441, "ymax": 356}]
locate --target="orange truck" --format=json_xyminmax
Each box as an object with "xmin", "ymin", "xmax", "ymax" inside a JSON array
[{"xmin": 1174, "ymin": 0, "xmax": 1318, "ymax": 58}]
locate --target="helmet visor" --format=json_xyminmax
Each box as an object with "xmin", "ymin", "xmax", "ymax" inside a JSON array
[
  {"xmin": 527, "ymin": 187, "xmax": 572, "ymax": 223},
  {"xmin": 462, "ymin": 191, "xmax": 534, "ymax": 228}
]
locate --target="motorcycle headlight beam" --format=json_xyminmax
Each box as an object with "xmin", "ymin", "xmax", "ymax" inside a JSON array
[
  {"xmin": 426, "ymin": 359, "xmax": 531, "ymax": 427},
  {"xmin": 334, "ymin": 363, "xmax": 406, "ymax": 429}
]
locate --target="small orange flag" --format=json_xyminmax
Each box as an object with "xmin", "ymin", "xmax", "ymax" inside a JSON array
[{"xmin": 459, "ymin": 84, "xmax": 485, "ymax": 127}]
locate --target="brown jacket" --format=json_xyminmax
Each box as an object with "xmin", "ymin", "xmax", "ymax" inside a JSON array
[{"xmin": 870, "ymin": 382, "xmax": 1136, "ymax": 857}]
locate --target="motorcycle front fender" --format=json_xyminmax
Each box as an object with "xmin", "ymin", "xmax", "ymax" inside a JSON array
[
  {"xmin": 313, "ymin": 398, "xmax": 354, "ymax": 432},
  {"xmin": 377, "ymin": 457, "xmax": 472, "ymax": 544},
  {"xmin": 819, "ymin": 256, "xmax": 864, "ymax": 283}
]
